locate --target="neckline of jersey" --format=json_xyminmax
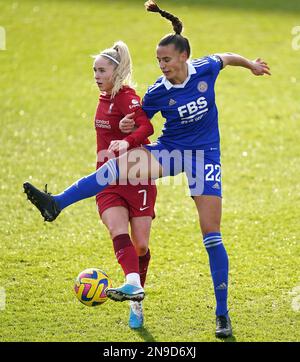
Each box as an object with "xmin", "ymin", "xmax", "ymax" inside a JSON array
[{"xmin": 162, "ymin": 62, "xmax": 196, "ymax": 90}]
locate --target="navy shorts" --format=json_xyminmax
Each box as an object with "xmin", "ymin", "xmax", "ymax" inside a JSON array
[{"xmin": 143, "ymin": 142, "xmax": 222, "ymax": 197}]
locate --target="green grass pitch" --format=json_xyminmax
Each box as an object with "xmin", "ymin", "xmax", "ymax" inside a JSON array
[{"xmin": 0, "ymin": 0, "xmax": 300, "ymax": 342}]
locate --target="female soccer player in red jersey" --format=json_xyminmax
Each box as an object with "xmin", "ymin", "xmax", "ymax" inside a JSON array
[
  {"xmin": 93, "ymin": 41, "xmax": 157, "ymax": 329},
  {"xmin": 23, "ymin": 1, "xmax": 270, "ymax": 338}
]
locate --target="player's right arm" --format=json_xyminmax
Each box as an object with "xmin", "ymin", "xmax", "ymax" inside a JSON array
[{"xmin": 119, "ymin": 114, "xmax": 136, "ymax": 134}]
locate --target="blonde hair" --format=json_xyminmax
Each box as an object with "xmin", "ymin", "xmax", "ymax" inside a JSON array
[{"xmin": 95, "ymin": 41, "xmax": 134, "ymax": 98}]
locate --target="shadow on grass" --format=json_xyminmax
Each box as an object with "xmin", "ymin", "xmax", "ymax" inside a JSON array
[
  {"xmin": 132, "ymin": 326, "xmax": 237, "ymax": 342},
  {"xmin": 133, "ymin": 327, "xmax": 156, "ymax": 342},
  {"xmin": 223, "ymin": 334, "xmax": 237, "ymax": 342}
]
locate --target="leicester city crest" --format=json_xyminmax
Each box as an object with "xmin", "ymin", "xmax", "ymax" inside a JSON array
[{"xmin": 197, "ymin": 81, "xmax": 208, "ymax": 93}]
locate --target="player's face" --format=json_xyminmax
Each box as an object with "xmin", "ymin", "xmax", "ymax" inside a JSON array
[
  {"xmin": 156, "ymin": 44, "xmax": 188, "ymax": 84},
  {"xmin": 93, "ymin": 56, "xmax": 116, "ymax": 94}
]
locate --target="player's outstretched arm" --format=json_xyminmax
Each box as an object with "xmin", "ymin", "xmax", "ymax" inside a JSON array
[{"xmin": 216, "ymin": 52, "xmax": 271, "ymax": 76}]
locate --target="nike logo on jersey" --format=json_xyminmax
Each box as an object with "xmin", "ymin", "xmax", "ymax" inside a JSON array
[{"xmin": 139, "ymin": 206, "xmax": 150, "ymax": 211}]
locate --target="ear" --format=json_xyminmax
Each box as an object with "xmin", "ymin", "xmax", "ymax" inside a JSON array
[{"xmin": 179, "ymin": 50, "xmax": 188, "ymax": 62}]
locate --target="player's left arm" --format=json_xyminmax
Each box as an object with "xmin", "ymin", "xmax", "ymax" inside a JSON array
[
  {"xmin": 108, "ymin": 92, "xmax": 154, "ymax": 153},
  {"xmin": 216, "ymin": 53, "xmax": 271, "ymax": 76}
]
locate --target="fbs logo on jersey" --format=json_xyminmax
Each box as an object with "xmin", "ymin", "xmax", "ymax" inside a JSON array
[{"xmin": 178, "ymin": 96, "xmax": 208, "ymax": 119}]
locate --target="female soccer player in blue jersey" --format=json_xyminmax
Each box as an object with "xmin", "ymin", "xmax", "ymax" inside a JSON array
[{"xmin": 24, "ymin": 0, "xmax": 270, "ymax": 338}]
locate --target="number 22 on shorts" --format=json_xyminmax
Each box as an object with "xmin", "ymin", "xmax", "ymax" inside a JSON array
[{"xmin": 205, "ymin": 164, "xmax": 221, "ymax": 182}]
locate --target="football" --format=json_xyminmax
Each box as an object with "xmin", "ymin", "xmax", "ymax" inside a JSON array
[{"xmin": 74, "ymin": 268, "xmax": 112, "ymax": 306}]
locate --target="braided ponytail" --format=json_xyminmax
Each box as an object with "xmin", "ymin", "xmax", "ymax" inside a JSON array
[
  {"xmin": 145, "ymin": 0, "xmax": 182, "ymax": 34},
  {"xmin": 144, "ymin": 0, "xmax": 191, "ymax": 57}
]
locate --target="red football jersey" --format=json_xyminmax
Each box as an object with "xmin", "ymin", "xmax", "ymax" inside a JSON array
[{"xmin": 95, "ymin": 86, "xmax": 154, "ymax": 168}]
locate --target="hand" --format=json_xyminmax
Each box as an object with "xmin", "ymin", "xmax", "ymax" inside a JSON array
[
  {"xmin": 250, "ymin": 58, "xmax": 271, "ymax": 76},
  {"xmin": 119, "ymin": 112, "xmax": 136, "ymax": 133},
  {"xmin": 108, "ymin": 140, "xmax": 129, "ymax": 153}
]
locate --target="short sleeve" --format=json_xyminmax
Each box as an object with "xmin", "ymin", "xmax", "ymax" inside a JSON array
[
  {"xmin": 142, "ymin": 91, "xmax": 159, "ymax": 120},
  {"xmin": 206, "ymin": 55, "xmax": 223, "ymax": 78}
]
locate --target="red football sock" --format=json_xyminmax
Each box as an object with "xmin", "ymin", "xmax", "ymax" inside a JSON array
[
  {"xmin": 139, "ymin": 249, "xmax": 151, "ymax": 287},
  {"xmin": 112, "ymin": 234, "xmax": 139, "ymax": 276}
]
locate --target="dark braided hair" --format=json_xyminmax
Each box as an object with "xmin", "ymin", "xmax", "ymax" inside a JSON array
[{"xmin": 145, "ymin": 0, "xmax": 191, "ymax": 57}]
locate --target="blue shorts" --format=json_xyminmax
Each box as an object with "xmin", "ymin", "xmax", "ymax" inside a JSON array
[{"xmin": 143, "ymin": 142, "xmax": 222, "ymax": 197}]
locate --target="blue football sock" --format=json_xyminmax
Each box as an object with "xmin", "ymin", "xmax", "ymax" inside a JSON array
[
  {"xmin": 203, "ymin": 232, "xmax": 229, "ymax": 316},
  {"xmin": 53, "ymin": 158, "xmax": 119, "ymax": 210}
]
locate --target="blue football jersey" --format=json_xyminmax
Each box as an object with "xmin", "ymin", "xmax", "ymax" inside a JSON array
[{"xmin": 142, "ymin": 55, "xmax": 223, "ymax": 150}]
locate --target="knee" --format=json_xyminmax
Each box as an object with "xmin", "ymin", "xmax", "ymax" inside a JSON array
[
  {"xmin": 101, "ymin": 208, "xmax": 129, "ymax": 239},
  {"xmin": 134, "ymin": 242, "xmax": 149, "ymax": 257},
  {"xmin": 105, "ymin": 225, "xmax": 128, "ymax": 240},
  {"xmin": 200, "ymin": 223, "xmax": 221, "ymax": 238}
]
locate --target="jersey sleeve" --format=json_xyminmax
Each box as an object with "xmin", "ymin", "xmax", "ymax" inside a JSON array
[
  {"xmin": 115, "ymin": 89, "xmax": 154, "ymax": 148},
  {"xmin": 141, "ymin": 91, "xmax": 160, "ymax": 120},
  {"xmin": 123, "ymin": 108, "xmax": 154, "ymax": 148},
  {"xmin": 205, "ymin": 54, "xmax": 223, "ymax": 79},
  {"xmin": 116, "ymin": 88, "xmax": 143, "ymax": 115}
]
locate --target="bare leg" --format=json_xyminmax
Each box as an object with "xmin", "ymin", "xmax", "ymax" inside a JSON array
[
  {"xmin": 117, "ymin": 147, "xmax": 163, "ymax": 181},
  {"xmin": 23, "ymin": 147, "xmax": 162, "ymax": 221},
  {"xmin": 193, "ymin": 195, "xmax": 222, "ymax": 236},
  {"xmin": 101, "ymin": 206, "xmax": 129, "ymax": 239}
]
